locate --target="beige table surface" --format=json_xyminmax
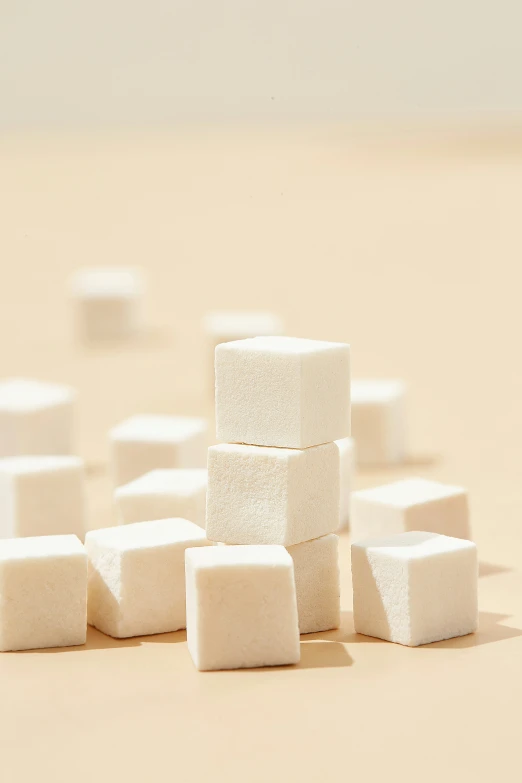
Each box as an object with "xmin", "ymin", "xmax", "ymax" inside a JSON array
[{"xmin": 0, "ymin": 126, "xmax": 521, "ymax": 781}]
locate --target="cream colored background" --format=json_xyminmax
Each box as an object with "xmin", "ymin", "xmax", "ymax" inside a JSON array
[
  {"xmin": 0, "ymin": 127, "xmax": 521, "ymax": 780},
  {"xmin": 2, "ymin": 0, "xmax": 522, "ymax": 128}
]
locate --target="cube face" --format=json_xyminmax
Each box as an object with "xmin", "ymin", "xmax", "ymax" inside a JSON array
[
  {"xmin": 408, "ymin": 546, "xmax": 478, "ymax": 646},
  {"xmin": 0, "ymin": 378, "xmax": 75, "ymax": 458},
  {"xmin": 119, "ymin": 546, "xmax": 186, "ymax": 637},
  {"xmin": 77, "ymin": 297, "xmax": 141, "ymax": 342},
  {"xmin": 0, "ymin": 535, "xmax": 87, "ymax": 652},
  {"xmin": 115, "ymin": 469, "xmax": 207, "ymax": 528},
  {"xmin": 86, "ymin": 519, "xmax": 211, "ymax": 638},
  {"xmin": 335, "ymin": 437, "xmax": 355, "ymax": 529},
  {"xmin": 300, "ymin": 348, "xmax": 351, "ymax": 449},
  {"xmin": 404, "ymin": 490, "xmax": 469, "ymax": 540},
  {"xmin": 352, "ymin": 531, "xmax": 478, "ymax": 647},
  {"xmin": 287, "ymin": 534, "xmax": 340, "ymax": 634},
  {"xmin": 351, "ymin": 380, "xmax": 406, "ymax": 466},
  {"xmin": 71, "ymin": 267, "xmax": 144, "ymax": 342},
  {"xmin": 206, "ymin": 442, "xmax": 340, "ymax": 546},
  {"xmin": 185, "ymin": 545, "xmax": 300, "ymax": 671},
  {"xmin": 110, "ymin": 415, "xmax": 208, "ymax": 486},
  {"xmin": 351, "ymin": 479, "xmax": 470, "ymax": 542},
  {"xmin": 215, "ymin": 336, "xmax": 350, "ymax": 449},
  {"xmin": 0, "ymin": 456, "xmax": 86, "ymax": 540}
]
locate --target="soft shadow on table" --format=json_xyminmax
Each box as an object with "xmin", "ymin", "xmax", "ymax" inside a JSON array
[
  {"xmin": 304, "ymin": 611, "xmax": 385, "ymax": 646},
  {"xmin": 230, "ymin": 640, "xmax": 353, "ymax": 673},
  {"xmin": 142, "ymin": 629, "xmax": 187, "ymax": 645},
  {"xmin": 18, "ymin": 626, "xmax": 188, "ymax": 654},
  {"xmin": 296, "ymin": 640, "xmax": 353, "ymax": 669},
  {"xmin": 357, "ymin": 453, "xmax": 441, "ymax": 475},
  {"xmin": 478, "ymin": 561, "xmax": 512, "ymax": 578},
  {"xmin": 425, "ymin": 612, "xmax": 522, "ymax": 649},
  {"xmin": 305, "ymin": 611, "xmax": 522, "ymax": 650},
  {"xmin": 17, "ymin": 626, "xmax": 141, "ymax": 654}
]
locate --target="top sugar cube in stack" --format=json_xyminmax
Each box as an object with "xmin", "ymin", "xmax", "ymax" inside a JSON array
[{"xmin": 203, "ymin": 336, "xmax": 350, "ymax": 652}]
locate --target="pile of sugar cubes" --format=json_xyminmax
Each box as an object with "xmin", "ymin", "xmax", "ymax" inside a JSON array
[{"xmin": 0, "ymin": 269, "xmax": 479, "ymax": 664}]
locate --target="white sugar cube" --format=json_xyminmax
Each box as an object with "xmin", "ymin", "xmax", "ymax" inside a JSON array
[
  {"xmin": 71, "ymin": 266, "xmax": 144, "ymax": 342},
  {"xmin": 335, "ymin": 437, "xmax": 355, "ymax": 529},
  {"xmin": 0, "ymin": 377, "xmax": 75, "ymax": 457},
  {"xmin": 352, "ymin": 531, "xmax": 478, "ymax": 646},
  {"xmin": 351, "ymin": 379, "xmax": 406, "ymax": 465},
  {"xmin": 0, "ymin": 534, "xmax": 87, "ymax": 651},
  {"xmin": 351, "ymin": 478, "xmax": 470, "ymax": 542},
  {"xmin": 185, "ymin": 545, "xmax": 300, "ymax": 671},
  {"xmin": 0, "ymin": 456, "xmax": 87, "ymax": 540},
  {"xmin": 203, "ymin": 310, "xmax": 284, "ymax": 388},
  {"xmin": 110, "ymin": 414, "xmax": 208, "ymax": 486},
  {"xmin": 206, "ymin": 442, "xmax": 340, "ymax": 546},
  {"xmin": 287, "ymin": 534, "xmax": 340, "ymax": 634},
  {"xmin": 216, "ymin": 336, "xmax": 350, "ymax": 449},
  {"xmin": 85, "ymin": 518, "xmax": 212, "ymax": 638},
  {"xmin": 115, "ymin": 468, "xmax": 207, "ymax": 528}
]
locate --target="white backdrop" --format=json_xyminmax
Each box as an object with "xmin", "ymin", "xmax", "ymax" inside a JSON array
[{"xmin": 1, "ymin": 0, "xmax": 522, "ymax": 129}]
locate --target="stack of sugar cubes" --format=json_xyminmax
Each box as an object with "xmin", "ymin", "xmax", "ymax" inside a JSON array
[{"xmin": 186, "ymin": 336, "xmax": 351, "ymax": 671}]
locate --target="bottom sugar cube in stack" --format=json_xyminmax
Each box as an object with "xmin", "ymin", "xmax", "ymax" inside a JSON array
[
  {"xmin": 351, "ymin": 530, "xmax": 478, "ymax": 646},
  {"xmin": 86, "ymin": 518, "xmax": 212, "ymax": 638},
  {"xmin": 287, "ymin": 534, "xmax": 340, "ymax": 634},
  {"xmin": 185, "ymin": 545, "xmax": 300, "ymax": 671},
  {"xmin": 115, "ymin": 468, "xmax": 207, "ymax": 527},
  {"xmin": 0, "ymin": 534, "xmax": 87, "ymax": 652}
]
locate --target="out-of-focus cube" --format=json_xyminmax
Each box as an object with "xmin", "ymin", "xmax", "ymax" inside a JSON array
[
  {"xmin": 351, "ymin": 379, "xmax": 406, "ymax": 466},
  {"xmin": 115, "ymin": 468, "xmax": 207, "ymax": 528},
  {"xmin": 351, "ymin": 478, "xmax": 470, "ymax": 542},
  {"xmin": 203, "ymin": 311, "xmax": 283, "ymax": 391},
  {"xmin": 0, "ymin": 377, "xmax": 76, "ymax": 457},
  {"xmin": 109, "ymin": 414, "xmax": 208, "ymax": 486},
  {"xmin": 71, "ymin": 267, "xmax": 144, "ymax": 342},
  {"xmin": 0, "ymin": 455, "xmax": 86, "ymax": 539}
]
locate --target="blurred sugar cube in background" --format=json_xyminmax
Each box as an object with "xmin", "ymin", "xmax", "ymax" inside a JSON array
[
  {"xmin": 115, "ymin": 468, "xmax": 207, "ymax": 527},
  {"xmin": 0, "ymin": 378, "xmax": 76, "ymax": 457},
  {"xmin": 109, "ymin": 414, "xmax": 208, "ymax": 486},
  {"xmin": 350, "ymin": 380, "xmax": 407, "ymax": 467},
  {"xmin": 351, "ymin": 478, "xmax": 470, "ymax": 542},
  {"xmin": 70, "ymin": 267, "xmax": 145, "ymax": 343},
  {"xmin": 0, "ymin": 456, "xmax": 87, "ymax": 540},
  {"xmin": 203, "ymin": 311, "xmax": 283, "ymax": 391}
]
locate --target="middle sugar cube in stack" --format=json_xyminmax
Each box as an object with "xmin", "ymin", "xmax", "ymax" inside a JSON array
[
  {"xmin": 206, "ymin": 442, "xmax": 339, "ymax": 545},
  {"xmin": 205, "ymin": 335, "xmax": 349, "ymax": 638}
]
